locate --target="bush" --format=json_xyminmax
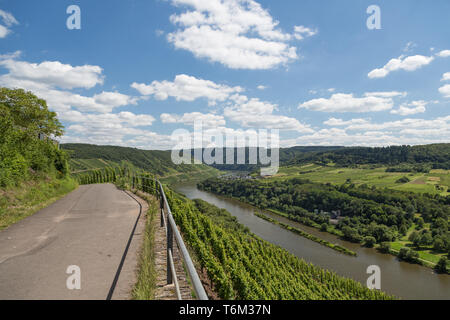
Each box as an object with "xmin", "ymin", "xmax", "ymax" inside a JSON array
[
  {"xmin": 435, "ymin": 257, "xmax": 448, "ymax": 274},
  {"xmin": 378, "ymin": 242, "xmax": 391, "ymax": 253},
  {"xmin": 398, "ymin": 247, "xmax": 420, "ymax": 263},
  {"xmin": 395, "ymin": 176, "xmax": 410, "ymax": 184},
  {"xmin": 363, "ymin": 236, "xmax": 377, "ymax": 248}
]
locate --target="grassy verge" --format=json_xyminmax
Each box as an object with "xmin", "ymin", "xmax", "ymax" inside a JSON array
[
  {"xmin": 254, "ymin": 211, "xmax": 357, "ymax": 256},
  {"xmin": 132, "ymin": 192, "xmax": 158, "ymax": 300},
  {"xmin": 0, "ymin": 176, "xmax": 78, "ymax": 230}
]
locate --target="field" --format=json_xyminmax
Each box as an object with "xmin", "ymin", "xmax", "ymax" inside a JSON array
[{"xmin": 266, "ymin": 164, "xmax": 450, "ymax": 196}]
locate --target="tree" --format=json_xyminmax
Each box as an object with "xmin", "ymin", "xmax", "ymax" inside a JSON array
[
  {"xmin": 419, "ymin": 233, "xmax": 433, "ymax": 247},
  {"xmin": 415, "ymin": 217, "xmax": 425, "ymax": 229},
  {"xmin": 0, "ymin": 88, "xmax": 67, "ymax": 186},
  {"xmin": 363, "ymin": 236, "xmax": 376, "ymax": 248},
  {"xmin": 379, "ymin": 242, "xmax": 391, "ymax": 253},
  {"xmin": 435, "ymin": 257, "xmax": 448, "ymax": 274},
  {"xmin": 0, "ymin": 88, "xmax": 63, "ymax": 138},
  {"xmin": 409, "ymin": 231, "xmax": 420, "ymax": 247}
]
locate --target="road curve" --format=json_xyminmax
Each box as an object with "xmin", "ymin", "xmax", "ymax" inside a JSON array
[{"xmin": 0, "ymin": 184, "xmax": 143, "ymax": 300}]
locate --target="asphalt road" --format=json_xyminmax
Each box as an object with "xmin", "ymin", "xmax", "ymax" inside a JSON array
[{"xmin": 0, "ymin": 184, "xmax": 144, "ymax": 300}]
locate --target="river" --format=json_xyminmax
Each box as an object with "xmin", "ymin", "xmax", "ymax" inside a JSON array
[{"xmin": 174, "ymin": 182, "xmax": 450, "ymax": 300}]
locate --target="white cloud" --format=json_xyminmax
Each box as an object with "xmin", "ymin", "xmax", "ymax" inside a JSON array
[
  {"xmin": 284, "ymin": 116, "xmax": 450, "ymax": 147},
  {"xmin": 0, "ymin": 55, "xmax": 137, "ymax": 113},
  {"xmin": 323, "ymin": 118, "xmax": 369, "ymax": 126},
  {"xmin": 368, "ymin": 55, "xmax": 434, "ymax": 79},
  {"xmin": 390, "ymin": 100, "xmax": 427, "ymax": 116},
  {"xmin": 403, "ymin": 41, "xmax": 416, "ymax": 53},
  {"xmin": 436, "ymin": 50, "xmax": 450, "ymax": 58},
  {"xmin": 442, "ymin": 72, "xmax": 450, "ymax": 81},
  {"xmin": 167, "ymin": 0, "xmax": 306, "ymax": 69},
  {"xmin": 364, "ymin": 91, "xmax": 407, "ymax": 98},
  {"xmin": 293, "ymin": 25, "xmax": 318, "ymax": 40},
  {"xmin": 131, "ymin": 74, "xmax": 243, "ymax": 106},
  {"xmin": 161, "ymin": 112, "xmax": 226, "ymax": 128},
  {"xmin": 257, "ymin": 85, "xmax": 267, "ymax": 90},
  {"xmin": 58, "ymin": 110, "xmax": 163, "ymax": 149},
  {"xmin": 0, "ymin": 57, "xmax": 104, "ymax": 89},
  {"xmin": 224, "ymin": 98, "xmax": 312, "ymax": 132},
  {"xmin": 439, "ymin": 84, "xmax": 450, "ymax": 98},
  {"xmin": 0, "ymin": 9, "xmax": 18, "ymax": 38},
  {"xmin": 299, "ymin": 93, "xmax": 394, "ymax": 113}
]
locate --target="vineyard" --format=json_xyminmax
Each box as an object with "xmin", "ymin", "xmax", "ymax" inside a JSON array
[{"xmin": 164, "ymin": 188, "xmax": 394, "ymax": 300}]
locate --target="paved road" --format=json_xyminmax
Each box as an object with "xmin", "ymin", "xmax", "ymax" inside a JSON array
[{"xmin": 0, "ymin": 184, "xmax": 144, "ymax": 300}]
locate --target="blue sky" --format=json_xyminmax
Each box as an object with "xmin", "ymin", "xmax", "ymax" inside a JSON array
[{"xmin": 0, "ymin": 0, "xmax": 449, "ymax": 149}]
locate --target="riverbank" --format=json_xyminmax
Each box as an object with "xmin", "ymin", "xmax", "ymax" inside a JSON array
[
  {"xmin": 254, "ymin": 211, "xmax": 357, "ymax": 256},
  {"xmin": 175, "ymin": 183, "xmax": 450, "ymax": 299}
]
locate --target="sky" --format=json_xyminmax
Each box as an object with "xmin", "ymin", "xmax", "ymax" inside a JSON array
[{"xmin": 0, "ymin": 0, "xmax": 449, "ymax": 150}]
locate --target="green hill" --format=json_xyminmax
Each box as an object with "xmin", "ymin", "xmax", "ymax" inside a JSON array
[{"xmin": 61, "ymin": 143, "xmax": 219, "ymax": 180}]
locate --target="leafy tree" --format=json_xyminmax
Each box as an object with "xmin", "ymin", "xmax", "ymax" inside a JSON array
[
  {"xmin": 378, "ymin": 242, "xmax": 391, "ymax": 253},
  {"xmin": 363, "ymin": 236, "xmax": 376, "ymax": 248},
  {"xmin": 0, "ymin": 88, "xmax": 67, "ymax": 186},
  {"xmin": 435, "ymin": 257, "xmax": 448, "ymax": 274}
]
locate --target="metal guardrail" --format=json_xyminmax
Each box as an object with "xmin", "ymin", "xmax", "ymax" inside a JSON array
[{"xmin": 133, "ymin": 176, "xmax": 208, "ymax": 301}]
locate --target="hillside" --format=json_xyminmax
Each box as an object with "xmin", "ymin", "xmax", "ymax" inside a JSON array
[
  {"xmin": 61, "ymin": 143, "xmax": 219, "ymax": 179},
  {"xmin": 282, "ymin": 144, "xmax": 450, "ymax": 169}
]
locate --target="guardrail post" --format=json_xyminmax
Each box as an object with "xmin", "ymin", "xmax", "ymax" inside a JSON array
[{"xmin": 167, "ymin": 217, "xmax": 173, "ymax": 285}]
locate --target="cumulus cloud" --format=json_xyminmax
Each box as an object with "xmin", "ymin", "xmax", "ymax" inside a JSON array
[
  {"xmin": 390, "ymin": 100, "xmax": 427, "ymax": 116},
  {"xmin": 0, "ymin": 9, "xmax": 18, "ymax": 38},
  {"xmin": 0, "ymin": 58, "xmax": 104, "ymax": 89},
  {"xmin": 161, "ymin": 112, "xmax": 226, "ymax": 128},
  {"xmin": 57, "ymin": 110, "xmax": 162, "ymax": 149},
  {"xmin": 131, "ymin": 74, "xmax": 243, "ymax": 106},
  {"xmin": 225, "ymin": 97, "xmax": 312, "ymax": 132},
  {"xmin": 442, "ymin": 72, "xmax": 450, "ymax": 81},
  {"xmin": 0, "ymin": 55, "xmax": 137, "ymax": 113},
  {"xmin": 284, "ymin": 116, "xmax": 450, "ymax": 147},
  {"xmin": 436, "ymin": 50, "xmax": 450, "ymax": 58},
  {"xmin": 323, "ymin": 118, "xmax": 369, "ymax": 126},
  {"xmin": 293, "ymin": 25, "xmax": 318, "ymax": 40},
  {"xmin": 364, "ymin": 91, "xmax": 407, "ymax": 98},
  {"xmin": 368, "ymin": 55, "xmax": 434, "ymax": 79},
  {"xmin": 439, "ymin": 84, "xmax": 450, "ymax": 98},
  {"xmin": 257, "ymin": 85, "xmax": 267, "ymax": 90},
  {"xmin": 299, "ymin": 93, "xmax": 395, "ymax": 113},
  {"xmin": 166, "ymin": 0, "xmax": 314, "ymax": 69}
]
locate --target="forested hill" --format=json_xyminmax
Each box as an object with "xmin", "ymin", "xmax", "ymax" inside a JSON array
[
  {"xmin": 282, "ymin": 144, "xmax": 450, "ymax": 169},
  {"xmin": 61, "ymin": 143, "xmax": 212, "ymax": 176},
  {"xmin": 62, "ymin": 143, "xmax": 450, "ymax": 174}
]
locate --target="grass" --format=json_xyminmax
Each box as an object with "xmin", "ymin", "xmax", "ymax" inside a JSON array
[
  {"xmin": 266, "ymin": 164, "xmax": 450, "ymax": 196},
  {"xmin": 131, "ymin": 192, "xmax": 158, "ymax": 300},
  {"xmin": 0, "ymin": 176, "xmax": 78, "ymax": 230},
  {"xmin": 388, "ymin": 224, "xmax": 448, "ymax": 267}
]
